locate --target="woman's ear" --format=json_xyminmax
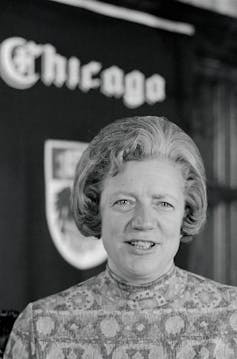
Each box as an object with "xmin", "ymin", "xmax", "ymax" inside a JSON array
[
  {"xmin": 180, "ymin": 204, "xmax": 192, "ymax": 241},
  {"xmin": 180, "ymin": 224, "xmax": 193, "ymax": 243},
  {"xmin": 180, "ymin": 234, "xmax": 193, "ymax": 243}
]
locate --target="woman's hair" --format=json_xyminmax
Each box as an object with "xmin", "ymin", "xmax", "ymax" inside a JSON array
[{"xmin": 72, "ymin": 116, "xmax": 207, "ymax": 241}]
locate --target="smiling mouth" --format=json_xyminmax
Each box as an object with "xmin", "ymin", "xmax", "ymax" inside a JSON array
[{"xmin": 126, "ymin": 240, "xmax": 157, "ymax": 250}]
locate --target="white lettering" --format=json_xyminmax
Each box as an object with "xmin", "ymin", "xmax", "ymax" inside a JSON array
[
  {"xmin": 41, "ymin": 44, "xmax": 67, "ymax": 87},
  {"xmin": 0, "ymin": 37, "xmax": 41, "ymax": 89},
  {"xmin": 67, "ymin": 57, "xmax": 80, "ymax": 90},
  {"xmin": 124, "ymin": 70, "xmax": 145, "ymax": 108},
  {"xmin": 146, "ymin": 74, "xmax": 166, "ymax": 104},
  {"xmin": 0, "ymin": 37, "xmax": 167, "ymax": 108},
  {"xmin": 80, "ymin": 61, "xmax": 101, "ymax": 92},
  {"xmin": 101, "ymin": 66, "xmax": 124, "ymax": 98}
]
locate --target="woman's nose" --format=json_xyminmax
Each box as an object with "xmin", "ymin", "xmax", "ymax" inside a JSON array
[{"xmin": 131, "ymin": 204, "xmax": 155, "ymax": 230}]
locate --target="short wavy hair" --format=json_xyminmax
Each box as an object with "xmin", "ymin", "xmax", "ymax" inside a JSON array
[{"xmin": 72, "ymin": 116, "xmax": 207, "ymax": 241}]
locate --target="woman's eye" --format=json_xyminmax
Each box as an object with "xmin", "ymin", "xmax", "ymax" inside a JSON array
[
  {"xmin": 156, "ymin": 201, "xmax": 174, "ymax": 209},
  {"xmin": 115, "ymin": 199, "xmax": 129, "ymax": 206},
  {"xmin": 162, "ymin": 202, "xmax": 171, "ymax": 207},
  {"xmin": 113, "ymin": 199, "xmax": 133, "ymax": 208}
]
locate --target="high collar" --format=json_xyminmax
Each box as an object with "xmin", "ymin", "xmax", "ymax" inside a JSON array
[{"xmin": 103, "ymin": 264, "xmax": 187, "ymax": 309}]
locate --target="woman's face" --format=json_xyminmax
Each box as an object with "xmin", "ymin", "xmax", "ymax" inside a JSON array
[{"xmin": 100, "ymin": 158, "xmax": 185, "ymax": 284}]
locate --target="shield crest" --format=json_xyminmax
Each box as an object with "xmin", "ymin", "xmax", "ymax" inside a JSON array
[{"xmin": 44, "ymin": 139, "xmax": 107, "ymax": 269}]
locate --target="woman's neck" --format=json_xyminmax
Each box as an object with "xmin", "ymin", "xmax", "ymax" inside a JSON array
[{"xmin": 107, "ymin": 260, "xmax": 175, "ymax": 287}]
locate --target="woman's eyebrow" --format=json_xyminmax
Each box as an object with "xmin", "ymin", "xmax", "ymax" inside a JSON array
[
  {"xmin": 151, "ymin": 193, "xmax": 179, "ymax": 203},
  {"xmin": 111, "ymin": 191, "xmax": 179, "ymax": 202},
  {"xmin": 111, "ymin": 191, "xmax": 135, "ymax": 197}
]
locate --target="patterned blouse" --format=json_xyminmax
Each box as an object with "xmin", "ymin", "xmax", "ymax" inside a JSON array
[{"xmin": 4, "ymin": 265, "xmax": 237, "ymax": 358}]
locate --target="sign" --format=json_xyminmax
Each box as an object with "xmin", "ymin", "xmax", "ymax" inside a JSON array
[
  {"xmin": 44, "ymin": 140, "xmax": 107, "ymax": 269},
  {"xmin": 0, "ymin": 37, "xmax": 166, "ymax": 108}
]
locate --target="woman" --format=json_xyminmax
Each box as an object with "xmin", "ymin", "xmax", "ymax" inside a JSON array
[{"xmin": 4, "ymin": 116, "xmax": 237, "ymax": 358}]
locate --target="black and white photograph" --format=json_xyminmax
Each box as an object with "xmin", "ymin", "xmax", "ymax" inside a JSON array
[{"xmin": 1, "ymin": 0, "xmax": 237, "ymax": 358}]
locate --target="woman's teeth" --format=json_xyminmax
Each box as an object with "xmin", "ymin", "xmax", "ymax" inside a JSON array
[{"xmin": 128, "ymin": 240, "xmax": 155, "ymax": 249}]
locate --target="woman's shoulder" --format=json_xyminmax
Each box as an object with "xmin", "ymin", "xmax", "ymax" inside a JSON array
[
  {"xmin": 182, "ymin": 267, "xmax": 237, "ymax": 290},
  {"xmin": 177, "ymin": 266, "xmax": 237, "ymax": 308},
  {"xmin": 31, "ymin": 269, "xmax": 106, "ymax": 313},
  {"xmin": 4, "ymin": 271, "xmax": 106, "ymax": 358}
]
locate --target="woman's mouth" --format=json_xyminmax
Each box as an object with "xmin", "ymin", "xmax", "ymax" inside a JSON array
[{"xmin": 126, "ymin": 240, "xmax": 157, "ymax": 250}]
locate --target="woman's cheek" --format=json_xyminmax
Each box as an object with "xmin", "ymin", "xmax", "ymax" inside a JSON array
[{"xmin": 161, "ymin": 216, "xmax": 182, "ymax": 236}]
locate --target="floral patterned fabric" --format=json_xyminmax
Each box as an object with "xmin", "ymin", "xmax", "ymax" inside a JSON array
[{"xmin": 4, "ymin": 265, "xmax": 237, "ymax": 358}]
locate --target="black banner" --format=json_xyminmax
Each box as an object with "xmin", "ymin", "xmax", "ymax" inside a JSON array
[{"xmin": 0, "ymin": 0, "xmax": 193, "ymax": 310}]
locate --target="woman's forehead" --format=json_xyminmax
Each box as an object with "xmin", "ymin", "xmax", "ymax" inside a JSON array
[{"xmin": 102, "ymin": 159, "xmax": 185, "ymax": 197}]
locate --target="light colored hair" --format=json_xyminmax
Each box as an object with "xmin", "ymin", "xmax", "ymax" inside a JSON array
[{"xmin": 72, "ymin": 116, "xmax": 207, "ymax": 240}]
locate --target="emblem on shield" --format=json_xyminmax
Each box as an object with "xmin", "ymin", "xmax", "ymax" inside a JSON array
[{"xmin": 44, "ymin": 139, "xmax": 107, "ymax": 269}]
